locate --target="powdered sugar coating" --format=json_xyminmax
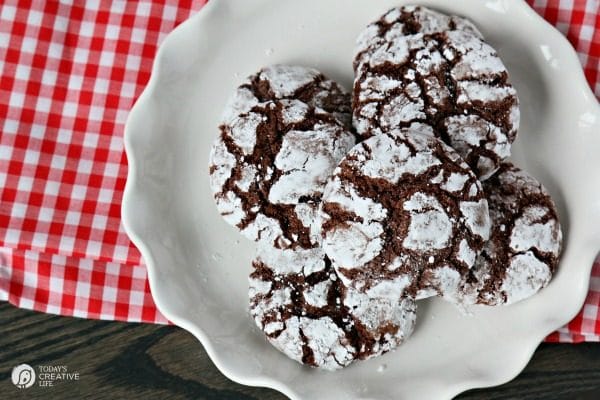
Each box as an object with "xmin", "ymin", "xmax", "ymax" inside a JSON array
[
  {"xmin": 461, "ymin": 163, "xmax": 563, "ymax": 306},
  {"xmin": 249, "ymin": 245, "xmax": 417, "ymax": 369},
  {"xmin": 353, "ymin": 29, "xmax": 519, "ymax": 180},
  {"xmin": 222, "ymin": 64, "xmax": 351, "ymax": 128},
  {"xmin": 510, "ymin": 206, "xmax": 561, "ymax": 254},
  {"xmin": 403, "ymin": 192, "xmax": 453, "ymax": 250},
  {"xmin": 209, "ymin": 99, "xmax": 355, "ymax": 249},
  {"xmin": 321, "ymin": 129, "xmax": 491, "ymax": 300},
  {"xmin": 416, "ymin": 266, "xmax": 464, "ymax": 301},
  {"xmin": 343, "ymin": 291, "xmax": 416, "ymax": 358},
  {"xmin": 353, "ymin": 5, "xmax": 483, "ymax": 71}
]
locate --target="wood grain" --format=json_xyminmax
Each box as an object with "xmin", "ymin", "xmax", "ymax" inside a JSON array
[{"xmin": 1, "ymin": 302, "xmax": 599, "ymax": 400}]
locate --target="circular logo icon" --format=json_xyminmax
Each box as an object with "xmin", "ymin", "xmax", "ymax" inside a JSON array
[{"xmin": 11, "ymin": 364, "xmax": 36, "ymax": 389}]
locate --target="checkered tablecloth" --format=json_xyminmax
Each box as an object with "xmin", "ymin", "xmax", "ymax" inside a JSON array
[{"xmin": 0, "ymin": 0, "xmax": 598, "ymax": 342}]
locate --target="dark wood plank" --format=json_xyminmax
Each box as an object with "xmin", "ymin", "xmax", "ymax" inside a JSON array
[{"xmin": 1, "ymin": 302, "xmax": 598, "ymax": 399}]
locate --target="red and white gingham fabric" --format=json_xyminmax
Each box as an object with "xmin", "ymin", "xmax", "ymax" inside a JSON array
[
  {"xmin": 0, "ymin": 0, "xmax": 207, "ymax": 324},
  {"xmin": 0, "ymin": 1, "xmax": 598, "ymax": 341}
]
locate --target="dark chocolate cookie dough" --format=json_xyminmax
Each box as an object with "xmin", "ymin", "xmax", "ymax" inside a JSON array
[
  {"xmin": 223, "ymin": 64, "xmax": 352, "ymax": 128},
  {"xmin": 354, "ymin": 5, "xmax": 482, "ymax": 71},
  {"xmin": 249, "ymin": 245, "xmax": 417, "ymax": 370},
  {"xmin": 209, "ymin": 99, "xmax": 355, "ymax": 249},
  {"xmin": 353, "ymin": 29, "xmax": 519, "ymax": 179},
  {"xmin": 320, "ymin": 129, "xmax": 491, "ymax": 301},
  {"xmin": 461, "ymin": 163, "xmax": 563, "ymax": 306}
]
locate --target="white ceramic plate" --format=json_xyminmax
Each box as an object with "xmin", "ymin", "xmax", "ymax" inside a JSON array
[{"xmin": 122, "ymin": 1, "xmax": 600, "ymax": 399}]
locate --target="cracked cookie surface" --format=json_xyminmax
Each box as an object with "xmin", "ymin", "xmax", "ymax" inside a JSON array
[
  {"xmin": 209, "ymin": 99, "xmax": 355, "ymax": 249},
  {"xmin": 461, "ymin": 163, "xmax": 563, "ymax": 306},
  {"xmin": 223, "ymin": 64, "xmax": 352, "ymax": 128},
  {"xmin": 320, "ymin": 129, "xmax": 491, "ymax": 301},
  {"xmin": 353, "ymin": 29, "xmax": 519, "ymax": 180},
  {"xmin": 353, "ymin": 5, "xmax": 482, "ymax": 71},
  {"xmin": 249, "ymin": 245, "xmax": 417, "ymax": 370}
]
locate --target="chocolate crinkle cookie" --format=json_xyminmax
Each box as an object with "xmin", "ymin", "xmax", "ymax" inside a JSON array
[
  {"xmin": 222, "ymin": 64, "xmax": 352, "ymax": 128},
  {"xmin": 209, "ymin": 99, "xmax": 355, "ymax": 250},
  {"xmin": 353, "ymin": 29, "xmax": 520, "ymax": 180},
  {"xmin": 354, "ymin": 5, "xmax": 483, "ymax": 71},
  {"xmin": 460, "ymin": 163, "xmax": 563, "ymax": 306},
  {"xmin": 249, "ymin": 245, "xmax": 417, "ymax": 370},
  {"xmin": 320, "ymin": 129, "xmax": 491, "ymax": 302}
]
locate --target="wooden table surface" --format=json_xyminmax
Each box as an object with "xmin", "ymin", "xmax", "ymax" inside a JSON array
[{"xmin": 1, "ymin": 302, "xmax": 599, "ymax": 400}]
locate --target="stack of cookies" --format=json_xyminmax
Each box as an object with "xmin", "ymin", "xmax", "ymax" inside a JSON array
[{"xmin": 208, "ymin": 5, "xmax": 563, "ymax": 371}]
